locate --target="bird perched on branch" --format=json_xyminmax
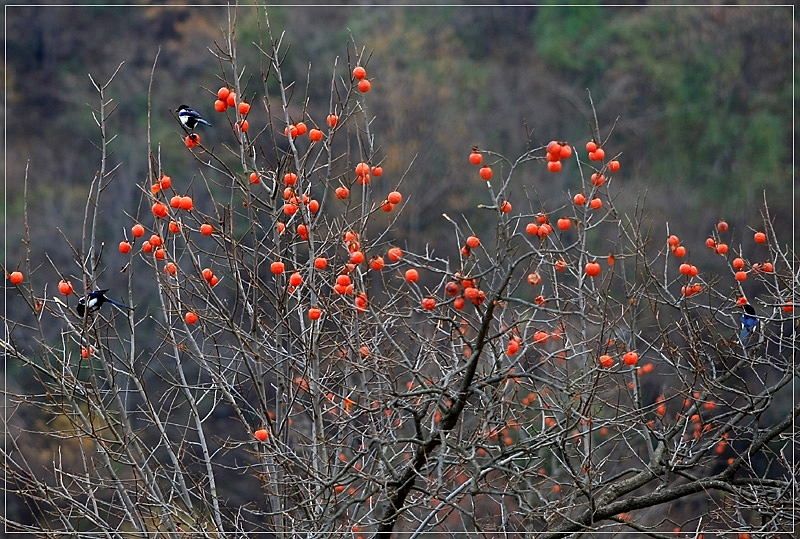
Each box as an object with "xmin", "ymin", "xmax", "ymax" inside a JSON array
[
  {"xmin": 739, "ymin": 303, "xmax": 758, "ymax": 346},
  {"xmin": 177, "ymin": 105, "xmax": 212, "ymax": 131},
  {"xmin": 77, "ymin": 290, "xmax": 131, "ymax": 317}
]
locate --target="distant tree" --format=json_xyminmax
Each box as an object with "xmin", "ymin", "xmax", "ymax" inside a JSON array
[{"xmin": 2, "ymin": 9, "xmax": 796, "ymax": 538}]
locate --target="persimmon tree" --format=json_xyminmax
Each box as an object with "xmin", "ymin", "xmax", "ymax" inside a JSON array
[{"xmin": 2, "ymin": 10, "xmax": 797, "ymax": 538}]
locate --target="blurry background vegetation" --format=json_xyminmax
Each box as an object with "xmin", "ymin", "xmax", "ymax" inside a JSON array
[
  {"xmin": 4, "ymin": 3, "xmax": 793, "ymax": 275},
  {"xmin": 2, "ymin": 2, "xmax": 794, "ymax": 529}
]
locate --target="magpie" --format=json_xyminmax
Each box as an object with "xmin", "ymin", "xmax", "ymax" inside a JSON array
[
  {"xmin": 739, "ymin": 303, "xmax": 758, "ymax": 346},
  {"xmin": 77, "ymin": 290, "xmax": 131, "ymax": 317},
  {"xmin": 177, "ymin": 105, "xmax": 212, "ymax": 131}
]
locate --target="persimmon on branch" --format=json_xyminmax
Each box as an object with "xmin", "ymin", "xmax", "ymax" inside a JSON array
[{"xmin": 2, "ymin": 8, "xmax": 797, "ymax": 538}]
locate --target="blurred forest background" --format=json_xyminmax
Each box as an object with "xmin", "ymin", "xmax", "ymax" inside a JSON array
[
  {"xmin": 4, "ymin": 2, "xmax": 794, "ymax": 263},
  {"xmin": 1, "ymin": 1, "xmax": 796, "ymax": 528}
]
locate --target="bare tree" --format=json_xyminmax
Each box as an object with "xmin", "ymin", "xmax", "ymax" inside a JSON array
[{"xmin": 2, "ymin": 9, "xmax": 797, "ymax": 538}]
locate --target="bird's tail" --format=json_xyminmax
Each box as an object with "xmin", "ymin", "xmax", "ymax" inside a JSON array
[{"xmin": 107, "ymin": 298, "xmax": 133, "ymax": 311}]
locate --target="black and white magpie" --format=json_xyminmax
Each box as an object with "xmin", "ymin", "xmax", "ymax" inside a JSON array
[
  {"xmin": 177, "ymin": 105, "xmax": 212, "ymax": 131},
  {"xmin": 77, "ymin": 290, "xmax": 131, "ymax": 317},
  {"xmin": 739, "ymin": 303, "xmax": 758, "ymax": 346}
]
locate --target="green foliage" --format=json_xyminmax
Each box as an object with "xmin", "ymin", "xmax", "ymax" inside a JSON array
[{"xmin": 530, "ymin": 2, "xmax": 609, "ymax": 76}]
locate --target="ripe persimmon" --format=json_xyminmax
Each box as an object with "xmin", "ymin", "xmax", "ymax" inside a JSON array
[
  {"xmin": 369, "ymin": 256, "xmax": 385, "ymax": 271},
  {"xmin": 590, "ymin": 148, "xmax": 605, "ymax": 161},
  {"xmin": 754, "ymin": 231, "xmax": 767, "ymax": 244},
  {"xmin": 185, "ymin": 134, "xmax": 200, "ymax": 148},
  {"xmin": 585, "ymin": 261, "xmax": 601, "ymax": 277},
  {"xmin": 421, "ymin": 297, "xmax": 436, "ymax": 310},
  {"xmin": 527, "ymin": 272, "xmax": 542, "ymax": 285},
  {"xmin": 309, "ymin": 128, "xmax": 323, "ymax": 142},
  {"xmin": 547, "ymin": 161, "xmax": 562, "ymax": 173},
  {"xmin": 58, "ymin": 280, "xmax": 73, "ymax": 296},
  {"xmin": 405, "ymin": 269, "xmax": 419, "ymax": 283},
  {"xmin": 308, "ymin": 307, "xmax": 322, "ymax": 320},
  {"xmin": 217, "ymin": 87, "xmax": 230, "ymax": 101},
  {"xmin": 238, "ymin": 102, "xmax": 251, "ymax": 115},
  {"xmin": 214, "ymin": 99, "xmax": 227, "ymax": 112},
  {"xmin": 119, "ymin": 241, "xmax": 132, "ymax": 254},
  {"xmin": 387, "ymin": 191, "xmax": 402, "ymax": 204},
  {"xmin": 573, "ymin": 193, "xmax": 586, "ymax": 205},
  {"xmin": 270, "ymin": 261, "xmax": 285, "ymax": 275},
  {"xmin": 132, "ymin": 223, "xmax": 145, "ymax": 237},
  {"xmin": 353, "ymin": 66, "xmax": 366, "ymax": 80},
  {"xmin": 608, "ymin": 160, "xmax": 620, "ymax": 172},
  {"xmin": 507, "ymin": 339, "xmax": 520, "ymax": 355},
  {"xmin": 469, "ymin": 147, "xmax": 483, "ymax": 165},
  {"xmin": 349, "ymin": 251, "xmax": 365, "ymax": 264},
  {"xmin": 326, "ymin": 114, "xmax": 338, "ymax": 127},
  {"xmin": 335, "ymin": 186, "xmax": 349, "ymax": 199},
  {"xmin": 387, "ymin": 247, "xmax": 403, "ymax": 262},
  {"xmin": 623, "ymin": 351, "xmax": 639, "ymax": 365},
  {"xmin": 357, "ymin": 79, "xmax": 371, "ymax": 93},
  {"xmin": 538, "ymin": 223, "xmax": 552, "ymax": 237},
  {"xmin": 185, "ymin": 312, "xmax": 198, "ymax": 324},
  {"xmin": 200, "ymin": 224, "xmax": 213, "ymax": 236},
  {"xmin": 254, "ymin": 429, "xmax": 268, "ymax": 441},
  {"xmin": 479, "ymin": 165, "xmax": 493, "ymax": 180},
  {"xmin": 152, "ymin": 202, "xmax": 169, "ymax": 218},
  {"xmin": 289, "ymin": 272, "xmax": 303, "ymax": 287},
  {"xmin": 445, "ymin": 281, "xmax": 460, "ymax": 296}
]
